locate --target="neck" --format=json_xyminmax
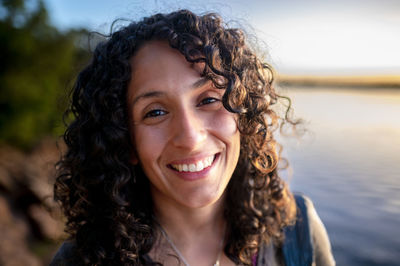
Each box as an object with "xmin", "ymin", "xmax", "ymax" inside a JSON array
[
  {"xmin": 151, "ymin": 191, "xmax": 227, "ymax": 265},
  {"xmin": 153, "ymin": 192, "xmax": 226, "ymax": 242}
]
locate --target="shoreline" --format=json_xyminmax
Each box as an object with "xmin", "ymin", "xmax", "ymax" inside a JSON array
[{"xmin": 276, "ymin": 74, "xmax": 400, "ymax": 89}]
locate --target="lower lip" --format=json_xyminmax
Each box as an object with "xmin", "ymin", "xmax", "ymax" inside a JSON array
[{"xmin": 169, "ymin": 153, "xmax": 220, "ymax": 181}]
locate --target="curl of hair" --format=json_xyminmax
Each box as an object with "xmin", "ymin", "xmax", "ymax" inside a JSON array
[{"xmin": 54, "ymin": 9, "xmax": 297, "ymax": 265}]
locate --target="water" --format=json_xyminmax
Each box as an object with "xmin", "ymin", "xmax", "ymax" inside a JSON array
[{"xmin": 277, "ymin": 87, "xmax": 400, "ymax": 266}]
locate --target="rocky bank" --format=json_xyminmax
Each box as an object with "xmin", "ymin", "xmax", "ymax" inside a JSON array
[{"xmin": 0, "ymin": 139, "xmax": 66, "ymax": 265}]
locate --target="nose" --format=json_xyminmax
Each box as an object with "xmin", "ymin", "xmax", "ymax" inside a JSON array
[{"xmin": 171, "ymin": 107, "xmax": 207, "ymax": 150}]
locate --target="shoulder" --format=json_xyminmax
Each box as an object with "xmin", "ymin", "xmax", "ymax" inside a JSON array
[
  {"xmin": 50, "ymin": 241, "xmax": 81, "ymax": 266},
  {"xmin": 257, "ymin": 194, "xmax": 335, "ymax": 266},
  {"xmin": 293, "ymin": 193, "xmax": 336, "ymax": 266}
]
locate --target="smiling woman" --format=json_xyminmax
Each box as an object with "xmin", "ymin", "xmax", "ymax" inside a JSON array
[
  {"xmin": 128, "ymin": 41, "xmax": 240, "ymax": 210},
  {"xmin": 51, "ymin": 10, "xmax": 335, "ymax": 266}
]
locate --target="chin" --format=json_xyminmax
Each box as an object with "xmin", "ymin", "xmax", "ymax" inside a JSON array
[{"xmin": 178, "ymin": 187, "xmax": 226, "ymax": 209}]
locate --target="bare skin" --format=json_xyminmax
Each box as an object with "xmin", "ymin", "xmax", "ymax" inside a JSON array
[
  {"xmin": 149, "ymin": 194, "xmax": 232, "ymax": 265},
  {"xmin": 127, "ymin": 41, "xmax": 239, "ymax": 265}
]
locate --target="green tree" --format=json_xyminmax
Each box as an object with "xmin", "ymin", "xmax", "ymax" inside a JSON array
[{"xmin": 0, "ymin": 0, "xmax": 90, "ymax": 149}]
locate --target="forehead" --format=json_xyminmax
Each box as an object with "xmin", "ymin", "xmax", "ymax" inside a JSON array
[
  {"xmin": 130, "ymin": 41, "xmax": 186, "ymax": 70},
  {"xmin": 128, "ymin": 41, "xmax": 203, "ymax": 94}
]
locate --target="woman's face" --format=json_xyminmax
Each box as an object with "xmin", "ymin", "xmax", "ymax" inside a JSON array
[{"xmin": 127, "ymin": 41, "xmax": 240, "ymax": 209}]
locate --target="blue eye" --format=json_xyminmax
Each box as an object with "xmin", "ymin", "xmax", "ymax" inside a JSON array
[
  {"xmin": 144, "ymin": 109, "xmax": 167, "ymax": 118},
  {"xmin": 198, "ymin": 97, "xmax": 219, "ymax": 106}
]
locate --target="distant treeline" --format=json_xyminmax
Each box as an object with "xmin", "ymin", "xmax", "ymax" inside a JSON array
[
  {"xmin": 0, "ymin": 0, "xmax": 91, "ymax": 149},
  {"xmin": 277, "ymin": 74, "xmax": 400, "ymax": 88}
]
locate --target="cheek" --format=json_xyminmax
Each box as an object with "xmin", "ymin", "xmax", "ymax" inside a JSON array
[
  {"xmin": 208, "ymin": 109, "xmax": 241, "ymax": 163},
  {"xmin": 209, "ymin": 109, "xmax": 239, "ymax": 139},
  {"xmin": 133, "ymin": 125, "xmax": 167, "ymax": 164}
]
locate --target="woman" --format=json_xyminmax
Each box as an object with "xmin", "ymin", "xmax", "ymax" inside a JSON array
[{"xmin": 52, "ymin": 9, "xmax": 335, "ymax": 266}]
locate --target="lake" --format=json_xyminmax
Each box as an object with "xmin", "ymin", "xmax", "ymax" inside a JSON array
[{"xmin": 277, "ymin": 86, "xmax": 400, "ymax": 266}]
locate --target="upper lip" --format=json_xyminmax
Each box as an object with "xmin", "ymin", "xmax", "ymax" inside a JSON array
[{"xmin": 168, "ymin": 153, "xmax": 218, "ymax": 165}]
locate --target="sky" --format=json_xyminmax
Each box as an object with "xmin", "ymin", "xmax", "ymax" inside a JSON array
[{"xmin": 41, "ymin": 0, "xmax": 400, "ymax": 75}]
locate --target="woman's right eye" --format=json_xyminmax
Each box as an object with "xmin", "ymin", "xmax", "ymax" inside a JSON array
[{"xmin": 144, "ymin": 109, "xmax": 168, "ymax": 119}]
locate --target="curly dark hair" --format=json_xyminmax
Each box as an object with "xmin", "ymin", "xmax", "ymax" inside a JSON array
[{"xmin": 54, "ymin": 9, "xmax": 297, "ymax": 265}]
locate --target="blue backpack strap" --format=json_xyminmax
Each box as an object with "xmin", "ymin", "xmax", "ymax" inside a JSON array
[
  {"xmin": 50, "ymin": 241, "xmax": 80, "ymax": 266},
  {"xmin": 282, "ymin": 193, "xmax": 314, "ymax": 266}
]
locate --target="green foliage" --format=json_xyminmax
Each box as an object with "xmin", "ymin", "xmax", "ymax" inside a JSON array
[{"xmin": 0, "ymin": 0, "xmax": 90, "ymax": 149}]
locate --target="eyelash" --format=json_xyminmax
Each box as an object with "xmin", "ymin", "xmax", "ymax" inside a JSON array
[
  {"xmin": 197, "ymin": 97, "xmax": 219, "ymax": 106},
  {"xmin": 144, "ymin": 109, "xmax": 168, "ymax": 118},
  {"xmin": 143, "ymin": 97, "xmax": 220, "ymax": 119}
]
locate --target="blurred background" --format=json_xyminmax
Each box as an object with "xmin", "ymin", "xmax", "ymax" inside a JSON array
[{"xmin": 0, "ymin": 0, "xmax": 399, "ymax": 265}]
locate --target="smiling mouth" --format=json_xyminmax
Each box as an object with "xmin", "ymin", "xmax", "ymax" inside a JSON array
[{"xmin": 169, "ymin": 154, "xmax": 218, "ymax": 173}]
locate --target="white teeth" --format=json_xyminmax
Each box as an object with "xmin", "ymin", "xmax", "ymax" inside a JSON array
[
  {"xmin": 196, "ymin": 161, "xmax": 204, "ymax": 171},
  {"xmin": 171, "ymin": 155, "xmax": 215, "ymax": 173}
]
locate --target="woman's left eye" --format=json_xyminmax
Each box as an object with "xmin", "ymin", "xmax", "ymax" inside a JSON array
[{"xmin": 198, "ymin": 97, "xmax": 219, "ymax": 106}]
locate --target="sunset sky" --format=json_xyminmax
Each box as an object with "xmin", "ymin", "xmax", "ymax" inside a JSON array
[{"xmin": 42, "ymin": 0, "xmax": 400, "ymax": 75}]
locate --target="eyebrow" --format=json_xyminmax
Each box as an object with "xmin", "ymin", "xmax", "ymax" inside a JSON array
[
  {"xmin": 131, "ymin": 77, "xmax": 210, "ymax": 106},
  {"xmin": 191, "ymin": 77, "xmax": 209, "ymax": 89},
  {"xmin": 131, "ymin": 91, "xmax": 165, "ymax": 106}
]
